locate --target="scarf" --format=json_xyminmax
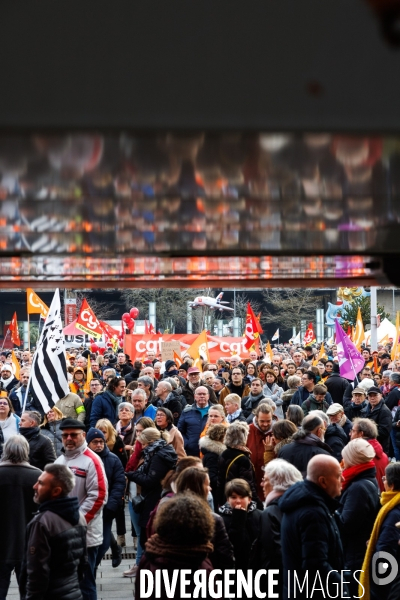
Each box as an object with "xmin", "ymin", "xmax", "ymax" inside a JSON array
[
  {"xmin": 341, "ymin": 460, "xmax": 375, "ymax": 491},
  {"xmin": 338, "ymin": 413, "xmax": 347, "ymax": 428},
  {"xmin": 145, "ymin": 533, "xmax": 213, "ymax": 560},
  {"xmin": 227, "ymin": 409, "xmax": 242, "ymax": 423},
  {"xmin": 1, "ymin": 374, "xmax": 14, "ymax": 388},
  {"xmin": 219, "ymin": 500, "xmax": 258, "ymax": 515},
  {"xmin": 116, "ymin": 420, "xmax": 133, "ymax": 439},
  {"xmin": 359, "ymin": 490, "xmax": 400, "ymax": 599}
]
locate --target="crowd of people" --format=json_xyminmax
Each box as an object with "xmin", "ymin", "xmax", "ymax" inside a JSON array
[{"xmin": 0, "ymin": 340, "xmax": 400, "ymax": 599}]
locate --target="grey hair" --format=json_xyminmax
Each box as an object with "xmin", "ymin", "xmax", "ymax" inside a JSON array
[
  {"xmin": 208, "ymin": 404, "xmax": 227, "ymax": 419},
  {"xmin": 382, "ymin": 370, "xmax": 392, "ymax": 378},
  {"xmin": 224, "ymin": 393, "xmax": 241, "ymax": 407},
  {"xmin": 103, "ymin": 368, "xmax": 116, "ymax": 378},
  {"xmin": 258, "ymin": 398, "xmax": 276, "ymax": 412},
  {"xmin": 353, "ymin": 417, "xmax": 378, "ymax": 440},
  {"xmin": 263, "ymin": 458, "xmax": 303, "ymax": 492},
  {"xmin": 138, "ymin": 376, "xmax": 154, "ymax": 391},
  {"xmin": 158, "ymin": 381, "xmax": 172, "ymax": 393},
  {"xmin": 202, "ymin": 371, "xmax": 214, "ymax": 380},
  {"xmin": 309, "ymin": 410, "xmax": 329, "ymax": 426},
  {"xmin": 225, "ymin": 422, "xmax": 249, "ymax": 448},
  {"xmin": 287, "ymin": 375, "xmax": 301, "ymax": 389},
  {"xmin": 131, "ymin": 388, "xmax": 147, "ymax": 401},
  {"xmin": 292, "ymin": 413, "xmax": 324, "ymax": 440},
  {"xmin": 164, "ymin": 378, "xmax": 178, "ymax": 390},
  {"xmin": 44, "ymin": 464, "xmax": 76, "ymax": 495},
  {"xmin": 1, "ymin": 435, "xmax": 30, "ymax": 463},
  {"xmin": 389, "ymin": 372, "xmax": 400, "ymax": 385},
  {"xmin": 118, "ymin": 402, "xmax": 134, "ymax": 413},
  {"xmin": 22, "ymin": 410, "xmax": 42, "ymax": 426}
]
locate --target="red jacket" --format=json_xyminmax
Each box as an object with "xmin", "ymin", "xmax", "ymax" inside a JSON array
[
  {"xmin": 247, "ymin": 421, "xmax": 272, "ymax": 501},
  {"xmin": 368, "ymin": 438, "xmax": 389, "ymax": 492}
]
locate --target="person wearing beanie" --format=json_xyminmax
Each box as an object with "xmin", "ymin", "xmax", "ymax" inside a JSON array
[
  {"xmin": 162, "ymin": 360, "xmax": 179, "ymax": 379},
  {"xmin": 86, "ymin": 428, "xmax": 126, "ymax": 570},
  {"xmin": 336, "ymin": 439, "xmax": 380, "ymax": 597}
]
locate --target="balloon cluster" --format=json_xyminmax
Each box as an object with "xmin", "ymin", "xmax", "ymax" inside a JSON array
[{"xmin": 122, "ymin": 307, "xmax": 139, "ymax": 332}]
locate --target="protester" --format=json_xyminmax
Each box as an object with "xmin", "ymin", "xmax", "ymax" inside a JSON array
[
  {"xmin": 280, "ymin": 455, "xmax": 347, "ymax": 598},
  {"xmin": 219, "ymin": 367, "xmax": 251, "ymax": 407},
  {"xmin": 87, "ymin": 428, "xmax": 126, "ymax": 569},
  {"xmin": 135, "ymin": 494, "xmax": 214, "ymax": 600},
  {"xmin": 364, "ymin": 386, "xmax": 392, "ymax": 454},
  {"xmin": 182, "ymin": 366, "xmax": 217, "ymax": 405},
  {"xmin": 247, "ymin": 403, "xmax": 274, "ymax": 500},
  {"xmin": 285, "ymin": 404, "xmax": 304, "ymax": 427},
  {"xmin": 130, "ymin": 388, "xmax": 157, "ymax": 423},
  {"xmin": 344, "ymin": 386, "xmax": 368, "ymax": 421},
  {"xmin": 350, "ymin": 417, "xmax": 390, "ymax": 492},
  {"xmin": 359, "ymin": 462, "xmax": 400, "ymax": 600},
  {"xmin": 326, "ymin": 403, "xmax": 353, "ymax": 440},
  {"xmin": 241, "ymin": 378, "xmax": 266, "ymax": 418},
  {"xmin": 219, "ymin": 478, "xmax": 262, "ymax": 570},
  {"xmin": 8, "ymin": 369, "xmax": 30, "ymax": 415},
  {"xmin": 90, "ymin": 376, "xmax": 127, "ymax": 427},
  {"xmin": 155, "ymin": 407, "xmax": 186, "ymax": 459},
  {"xmin": 40, "ymin": 406, "xmax": 65, "ymax": 457},
  {"xmin": 153, "ymin": 380, "xmax": 185, "ymax": 425},
  {"xmin": 177, "ymin": 386, "xmax": 213, "ymax": 456},
  {"xmin": 83, "ymin": 379, "xmax": 103, "ymax": 430},
  {"xmin": 0, "ymin": 365, "xmax": 18, "ymax": 395},
  {"xmin": 0, "ymin": 396, "xmax": 20, "ymax": 444},
  {"xmin": 115, "ymin": 402, "xmax": 136, "ymax": 453},
  {"xmin": 55, "ymin": 418, "xmax": 107, "ymax": 600},
  {"xmin": 199, "ymin": 423, "xmax": 226, "ymax": 506},
  {"xmin": 69, "ymin": 366, "xmax": 86, "ymax": 399},
  {"xmin": 224, "ymin": 393, "xmax": 247, "ymax": 423},
  {"xmin": 324, "ymin": 362, "xmax": 349, "ymax": 405},
  {"xmin": 301, "ymin": 383, "xmax": 331, "ymax": 416},
  {"xmin": 0, "ymin": 436, "xmax": 41, "ymax": 599},
  {"xmin": 19, "ymin": 464, "xmax": 87, "ymax": 600},
  {"xmin": 19, "ymin": 411, "xmax": 56, "ymax": 470}
]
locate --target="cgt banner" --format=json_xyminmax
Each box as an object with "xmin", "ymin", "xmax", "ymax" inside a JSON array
[{"xmin": 124, "ymin": 334, "xmax": 251, "ymax": 362}]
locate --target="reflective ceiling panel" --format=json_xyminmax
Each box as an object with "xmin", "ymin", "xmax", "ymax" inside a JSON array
[{"xmin": 0, "ymin": 132, "xmax": 398, "ymax": 286}]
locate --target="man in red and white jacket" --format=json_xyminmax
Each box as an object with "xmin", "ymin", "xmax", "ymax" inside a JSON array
[{"xmin": 56, "ymin": 418, "xmax": 107, "ymax": 600}]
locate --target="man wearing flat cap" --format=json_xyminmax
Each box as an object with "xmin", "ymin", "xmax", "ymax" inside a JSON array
[
  {"xmin": 326, "ymin": 403, "xmax": 353, "ymax": 441},
  {"xmin": 363, "ymin": 386, "xmax": 392, "ymax": 455},
  {"xmin": 55, "ymin": 418, "xmax": 107, "ymax": 600},
  {"xmin": 344, "ymin": 387, "xmax": 368, "ymax": 421}
]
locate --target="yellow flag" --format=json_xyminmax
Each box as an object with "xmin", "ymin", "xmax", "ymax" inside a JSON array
[
  {"xmin": 11, "ymin": 350, "xmax": 20, "ymax": 380},
  {"xmin": 353, "ymin": 308, "xmax": 365, "ymax": 351},
  {"xmin": 186, "ymin": 330, "xmax": 210, "ymax": 372},
  {"xmin": 391, "ymin": 312, "xmax": 400, "ymax": 361},
  {"xmin": 380, "ymin": 334, "xmax": 390, "ymax": 346},
  {"xmin": 313, "ymin": 343, "xmax": 327, "ymax": 366},
  {"xmin": 84, "ymin": 355, "xmax": 93, "ymax": 394},
  {"xmin": 27, "ymin": 288, "xmax": 49, "ymax": 320},
  {"xmin": 265, "ymin": 341, "xmax": 273, "ymax": 363}
]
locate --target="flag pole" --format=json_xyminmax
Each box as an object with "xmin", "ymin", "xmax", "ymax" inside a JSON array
[
  {"xmin": 0, "ymin": 330, "xmax": 10, "ymax": 353},
  {"xmin": 21, "ymin": 308, "xmax": 49, "ymax": 414}
]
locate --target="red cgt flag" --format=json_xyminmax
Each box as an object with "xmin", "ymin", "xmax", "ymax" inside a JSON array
[
  {"xmin": 244, "ymin": 303, "xmax": 263, "ymax": 350},
  {"xmin": 9, "ymin": 312, "xmax": 21, "ymax": 346},
  {"xmin": 303, "ymin": 323, "xmax": 316, "ymax": 345},
  {"xmin": 75, "ymin": 299, "xmax": 103, "ymax": 339}
]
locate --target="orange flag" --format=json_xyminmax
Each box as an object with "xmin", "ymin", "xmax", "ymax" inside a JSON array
[
  {"xmin": 173, "ymin": 351, "xmax": 182, "ymax": 367},
  {"xmin": 11, "ymin": 350, "xmax": 20, "ymax": 380},
  {"xmin": 8, "ymin": 312, "xmax": 21, "ymax": 346},
  {"xmin": 185, "ymin": 330, "xmax": 209, "ymax": 371},
  {"xmin": 76, "ymin": 299, "xmax": 103, "ymax": 339},
  {"xmin": 27, "ymin": 288, "xmax": 49, "ymax": 320}
]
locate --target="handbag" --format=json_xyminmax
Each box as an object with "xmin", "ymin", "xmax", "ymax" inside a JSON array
[{"xmin": 132, "ymin": 494, "xmax": 145, "ymax": 514}]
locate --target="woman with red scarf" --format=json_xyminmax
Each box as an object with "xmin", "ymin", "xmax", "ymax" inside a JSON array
[{"xmin": 336, "ymin": 439, "xmax": 381, "ymax": 598}]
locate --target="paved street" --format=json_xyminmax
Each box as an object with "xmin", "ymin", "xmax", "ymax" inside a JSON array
[{"xmin": 7, "ymin": 508, "xmax": 136, "ymax": 599}]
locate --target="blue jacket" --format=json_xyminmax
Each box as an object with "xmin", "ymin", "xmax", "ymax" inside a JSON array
[
  {"xmin": 97, "ymin": 445, "xmax": 126, "ymax": 515},
  {"xmin": 177, "ymin": 403, "xmax": 210, "ymax": 456},
  {"xmin": 290, "ymin": 386, "xmax": 333, "ymax": 407},
  {"xmin": 90, "ymin": 390, "xmax": 122, "ymax": 428}
]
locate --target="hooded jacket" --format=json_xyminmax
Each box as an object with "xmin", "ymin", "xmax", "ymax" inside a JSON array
[
  {"xmin": 89, "ymin": 389, "xmax": 122, "ymax": 427},
  {"xmin": 126, "ymin": 439, "xmax": 177, "ymax": 527},
  {"xmin": 279, "ymin": 480, "xmax": 347, "ymax": 599},
  {"xmin": 368, "ymin": 438, "xmax": 389, "ymax": 492},
  {"xmin": 199, "ymin": 436, "xmax": 226, "ymax": 506},
  {"xmin": 19, "ymin": 426, "xmax": 57, "ymax": 471},
  {"xmin": 95, "ymin": 445, "xmax": 126, "ymax": 516},
  {"xmin": 55, "ymin": 441, "xmax": 108, "ymax": 547},
  {"xmin": 277, "ymin": 433, "xmax": 333, "ymax": 477},
  {"xmin": 19, "ymin": 496, "xmax": 87, "ymax": 600}
]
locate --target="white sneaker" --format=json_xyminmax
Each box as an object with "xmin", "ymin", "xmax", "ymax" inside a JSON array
[{"xmin": 123, "ymin": 565, "xmax": 138, "ymax": 578}]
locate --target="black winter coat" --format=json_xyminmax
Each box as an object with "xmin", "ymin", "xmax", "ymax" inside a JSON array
[
  {"xmin": 324, "ymin": 372, "xmax": 349, "ymax": 405},
  {"xmin": 277, "ymin": 435, "xmax": 333, "ymax": 477},
  {"xmin": 20, "ymin": 427, "xmax": 57, "ymax": 471},
  {"xmin": 126, "ymin": 439, "xmax": 177, "ymax": 527},
  {"xmin": 199, "ymin": 436, "xmax": 226, "ymax": 508},
  {"xmin": 324, "ymin": 423, "xmax": 348, "ymax": 461},
  {"xmin": 364, "ymin": 400, "xmax": 393, "ymax": 454},
  {"xmin": 336, "ymin": 467, "xmax": 380, "ymax": 573},
  {"xmin": 153, "ymin": 390, "xmax": 186, "ymax": 425},
  {"xmin": 97, "ymin": 445, "xmax": 126, "ymax": 515},
  {"xmin": 372, "ymin": 504, "xmax": 400, "ymax": 600},
  {"xmin": 384, "ymin": 386, "xmax": 400, "ymax": 412},
  {"xmin": 217, "ymin": 447, "xmax": 260, "ymax": 507},
  {"xmin": 392, "ymin": 406, "xmax": 400, "ymax": 448},
  {"xmin": 110, "ymin": 435, "xmax": 128, "ymax": 469},
  {"xmin": 19, "ymin": 496, "xmax": 87, "ymax": 600},
  {"xmin": 344, "ymin": 400, "xmax": 367, "ymax": 422},
  {"xmin": 219, "ymin": 501, "xmax": 262, "ymax": 570},
  {"xmin": 0, "ymin": 462, "xmax": 41, "ymax": 563},
  {"xmin": 257, "ymin": 496, "xmax": 283, "ymax": 571},
  {"xmin": 210, "ymin": 514, "xmax": 235, "ymax": 570},
  {"xmin": 280, "ymin": 480, "xmax": 347, "ymax": 599}
]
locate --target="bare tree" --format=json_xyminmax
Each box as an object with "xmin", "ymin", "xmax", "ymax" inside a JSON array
[
  {"xmin": 261, "ymin": 289, "xmax": 324, "ymax": 330},
  {"xmin": 74, "ymin": 291, "xmax": 115, "ymax": 321}
]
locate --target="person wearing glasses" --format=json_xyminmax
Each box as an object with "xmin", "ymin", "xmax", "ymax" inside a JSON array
[{"xmin": 55, "ymin": 418, "xmax": 107, "ymax": 600}]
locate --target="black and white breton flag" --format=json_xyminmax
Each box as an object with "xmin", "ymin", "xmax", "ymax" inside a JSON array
[{"xmin": 30, "ymin": 288, "xmax": 69, "ymax": 413}]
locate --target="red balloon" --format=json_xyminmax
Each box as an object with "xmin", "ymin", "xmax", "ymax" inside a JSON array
[
  {"xmin": 98, "ymin": 348, "xmax": 106, "ymax": 355},
  {"xmin": 127, "ymin": 318, "xmax": 135, "ymax": 329},
  {"xmin": 130, "ymin": 307, "xmax": 139, "ymax": 319},
  {"xmin": 122, "ymin": 313, "xmax": 130, "ymax": 322},
  {"xmin": 91, "ymin": 343, "xmax": 99, "ymax": 353}
]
